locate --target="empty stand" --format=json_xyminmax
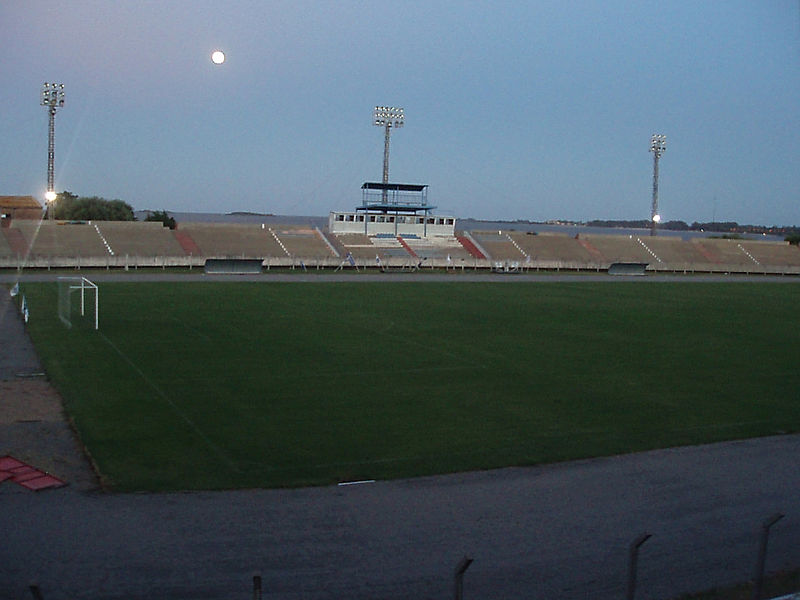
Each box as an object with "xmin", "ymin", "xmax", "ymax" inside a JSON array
[
  {"xmin": 470, "ymin": 231, "xmax": 525, "ymax": 261},
  {"xmin": 2, "ymin": 227, "xmax": 32, "ymax": 258},
  {"xmin": 10, "ymin": 221, "xmax": 109, "ymax": 258},
  {"xmin": 738, "ymin": 241, "xmax": 800, "ymax": 267},
  {"xmin": 173, "ymin": 230, "xmax": 202, "ymax": 255},
  {"xmin": 271, "ymin": 228, "xmax": 337, "ymax": 258},
  {"xmin": 691, "ymin": 239, "xmax": 759, "ymax": 267},
  {"xmin": 0, "ymin": 228, "xmax": 14, "ymax": 257},
  {"xmin": 455, "ymin": 235, "xmax": 486, "ymax": 259},
  {"xmin": 333, "ymin": 233, "xmax": 413, "ymax": 260},
  {"xmin": 401, "ymin": 236, "xmax": 472, "ymax": 261},
  {"xmin": 635, "ymin": 237, "xmax": 709, "ymax": 267},
  {"xmin": 176, "ymin": 223, "xmax": 286, "ymax": 258},
  {"xmin": 581, "ymin": 235, "xmax": 652, "ymax": 263},
  {"xmin": 508, "ymin": 232, "xmax": 595, "ymax": 264},
  {"xmin": 96, "ymin": 221, "xmax": 186, "ymax": 257}
]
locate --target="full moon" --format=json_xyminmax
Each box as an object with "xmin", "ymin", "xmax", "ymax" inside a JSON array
[{"xmin": 211, "ymin": 50, "xmax": 225, "ymax": 64}]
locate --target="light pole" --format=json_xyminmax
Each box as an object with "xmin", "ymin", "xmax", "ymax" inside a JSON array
[
  {"xmin": 649, "ymin": 133, "xmax": 666, "ymax": 237},
  {"xmin": 41, "ymin": 82, "xmax": 65, "ymax": 220},
  {"xmin": 373, "ymin": 106, "xmax": 404, "ymax": 203}
]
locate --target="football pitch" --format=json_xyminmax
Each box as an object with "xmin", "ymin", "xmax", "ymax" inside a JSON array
[{"xmin": 19, "ymin": 280, "xmax": 800, "ymax": 491}]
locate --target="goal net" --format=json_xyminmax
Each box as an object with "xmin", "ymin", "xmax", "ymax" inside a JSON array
[{"xmin": 58, "ymin": 276, "xmax": 99, "ymax": 330}]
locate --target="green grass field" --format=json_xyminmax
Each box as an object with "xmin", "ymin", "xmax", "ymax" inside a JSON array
[{"xmin": 18, "ymin": 280, "xmax": 800, "ymax": 491}]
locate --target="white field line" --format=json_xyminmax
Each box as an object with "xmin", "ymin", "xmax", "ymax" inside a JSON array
[
  {"xmin": 337, "ymin": 479, "xmax": 376, "ymax": 486},
  {"xmin": 98, "ymin": 331, "xmax": 240, "ymax": 472},
  {"xmin": 263, "ymin": 364, "xmax": 480, "ymax": 382}
]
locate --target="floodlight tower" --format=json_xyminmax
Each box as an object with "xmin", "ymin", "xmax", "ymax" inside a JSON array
[
  {"xmin": 649, "ymin": 133, "xmax": 666, "ymax": 237},
  {"xmin": 41, "ymin": 83, "xmax": 65, "ymax": 220},
  {"xmin": 373, "ymin": 106, "xmax": 404, "ymax": 202}
]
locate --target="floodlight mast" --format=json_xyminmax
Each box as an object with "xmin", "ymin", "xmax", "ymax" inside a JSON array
[
  {"xmin": 41, "ymin": 83, "xmax": 65, "ymax": 221},
  {"xmin": 649, "ymin": 134, "xmax": 666, "ymax": 237},
  {"xmin": 373, "ymin": 106, "xmax": 404, "ymax": 202}
]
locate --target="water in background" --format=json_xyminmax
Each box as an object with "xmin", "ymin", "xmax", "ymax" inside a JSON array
[{"xmin": 135, "ymin": 212, "xmax": 784, "ymax": 242}]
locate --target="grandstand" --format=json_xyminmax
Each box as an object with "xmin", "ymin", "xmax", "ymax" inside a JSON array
[
  {"xmin": 330, "ymin": 233, "xmax": 375, "ymax": 260},
  {"xmin": 691, "ymin": 238, "xmax": 763, "ymax": 269},
  {"xmin": 270, "ymin": 227, "xmax": 337, "ymax": 260},
  {"xmin": 335, "ymin": 234, "xmax": 410, "ymax": 262},
  {"xmin": 11, "ymin": 221, "xmax": 109, "ymax": 259},
  {"xmin": 174, "ymin": 223, "xmax": 285, "ymax": 259},
  {"xmin": 579, "ymin": 235, "xmax": 653, "ymax": 264},
  {"xmin": 739, "ymin": 240, "xmax": 800, "ymax": 268},
  {"xmin": 634, "ymin": 236, "xmax": 711, "ymax": 269},
  {"xmin": 96, "ymin": 221, "xmax": 185, "ymax": 257},
  {"xmin": 0, "ymin": 195, "xmax": 42, "ymax": 220},
  {"xmin": 468, "ymin": 231, "xmax": 525, "ymax": 262},
  {"xmin": 0, "ymin": 226, "xmax": 12, "ymax": 257},
  {"xmin": 508, "ymin": 232, "xmax": 595, "ymax": 267},
  {"xmin": 401, "ymin": 235, "xmax": 473, "ymax": 262},
  {"xmin": 1, "ymin": 212, "xmax": 799, "ymax": 274}
]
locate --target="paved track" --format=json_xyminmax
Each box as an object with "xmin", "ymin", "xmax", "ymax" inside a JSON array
[
  {"xmin": 2, "ymin": 271, "xmax": 800, "ymax": 284},
  {"xmin": 1, "ymin": 274, "xmax": 798, "ymax": 599},
  {"xmin": 2, "ymin": 436, "xmax": 798, "ymax": 600}
]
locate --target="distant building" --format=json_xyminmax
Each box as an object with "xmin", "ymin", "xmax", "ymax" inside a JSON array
[{"xmin": 0, "ymin": 196, "xmax": 43, "ymax": 223}]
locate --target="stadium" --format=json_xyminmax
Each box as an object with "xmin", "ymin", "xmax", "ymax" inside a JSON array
[
  {"xmin": 2, "ymin": 190, "xmax": 800, "ymax": 599},
  {"xmin": 4, "ymin": 2, "xmax": 800, "ymax": 596}
]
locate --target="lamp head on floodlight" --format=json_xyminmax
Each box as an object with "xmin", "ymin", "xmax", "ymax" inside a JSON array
[
  {"xmin": 374, "ymin": 106, "xmax": 404, "ymax": 128},
  {"xmin": 652, "ymin": 214, "xmax": 661, "ymax": 223},
  {"xmin": 41, "ymin": 82, "xmax": 65, "ymax": 108},
  {"xmin": 650, "ymin": 134, "xmax": 666, "ymax": 157}
]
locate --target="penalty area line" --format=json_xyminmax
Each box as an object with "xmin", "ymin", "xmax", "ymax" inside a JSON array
[{"xmin": 98, "ymin": 331, "xmax": 241, "ymax": 473}]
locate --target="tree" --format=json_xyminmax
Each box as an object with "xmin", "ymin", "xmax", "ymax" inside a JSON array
[
  {"xmin": 49, "ymin": 190, "xmax": 78, "ymax": 219},
  {"xmin": 144, "ymin": 210, "xmax": 176, "ymax": 229},
  {"xmin": 785, "ymin": 234, "xmax": 800, "ymax": 246},
  {"xmin": 54, "ymin": 192, "xmax": 135, "ymax": 221}
]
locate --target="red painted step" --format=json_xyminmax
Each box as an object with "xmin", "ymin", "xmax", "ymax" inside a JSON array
[
  {"xmin": 173, "ymin": 230, "xmax": 202, "ymax": 256},
  {"xmin": 693, "ymin": 241, "xmax": 721, "ymax": 263},
  {"xmin": 0, "ymin": 456, "xmax": 66, "ymax": 491},
  {"xmin": 456, "ymin": 235, "xmax": 485, "ymax": 259},
  {"xmin": 396, "ymin": 236, "xmax": 418, "ymax": 258},
  {"xmin": 577, "ymin": 238, "xmax": 605, "ymax": 262}
]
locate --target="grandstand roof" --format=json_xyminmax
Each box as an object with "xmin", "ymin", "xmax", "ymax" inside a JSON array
[
  {"xmin": 359, "ymin": 182, "xmax": 435, "ymax": 213},
  {"xmin": 361, "ymin": 183, "xmax": 427, "ymax": 192},
  {"xmin": 0, "ymin": 196, "xmax": 41, "ymax": 209},
  {"xmin": 356, "ymin": 204, "xmax": 437, "ymax": 213}
]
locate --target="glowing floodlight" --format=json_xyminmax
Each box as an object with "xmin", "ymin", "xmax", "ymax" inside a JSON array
[
  {"xmin": 652, "ymin": 214, "xmax": 661, "ymax": 223},
  {"xmin": 211, "ymin": 50, "xmax": 225, "ymax": 64}
]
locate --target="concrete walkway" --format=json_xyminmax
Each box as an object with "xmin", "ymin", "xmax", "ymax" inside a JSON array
[{"xmin": 1, "ymin": 278, "xmax": 798, "ymax": 599}]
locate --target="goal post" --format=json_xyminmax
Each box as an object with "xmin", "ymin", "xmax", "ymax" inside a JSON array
[{"xmin": 57, "ymin": 276, "xmax": 99, "ymax": 330}]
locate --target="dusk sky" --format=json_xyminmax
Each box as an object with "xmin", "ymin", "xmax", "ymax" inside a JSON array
[{"xmin": 2, "ymin": 1, "xmax": 799, "ymax": 225}]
